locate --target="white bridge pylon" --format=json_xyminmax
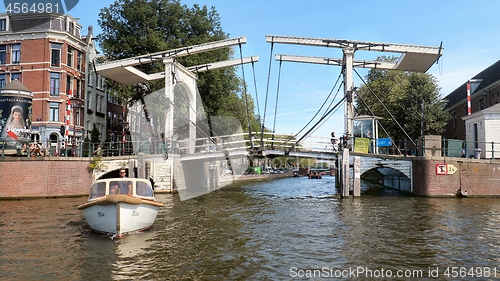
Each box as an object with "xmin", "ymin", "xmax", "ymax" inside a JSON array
[
  {"xmin": 95, "ymin": 37, "xmax": 258, "ymax": 191},
  {"xmin": 265, "ymin": 35, "xmax": 443, "ymax": 146}
]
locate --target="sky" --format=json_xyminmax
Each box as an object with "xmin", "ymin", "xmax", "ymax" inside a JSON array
[{"xmin": 5, "ymin": 0, "xmax": 500, "ymax": 142}]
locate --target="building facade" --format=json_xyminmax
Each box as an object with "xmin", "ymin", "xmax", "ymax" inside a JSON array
[
  {"xmin": 84, "ymin": 26, "xmax": 107, "ymax": 144},
  {"xmin": 0, "ymin": 12, "xmax": 118, "ymax": 155},
  {"xmin": 443, "ymin": 60, "xmax": 500, "ymax": 140}
]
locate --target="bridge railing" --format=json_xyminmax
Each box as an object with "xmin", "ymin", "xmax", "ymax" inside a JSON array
[
  {"xmin": 0, "ymin": 139, "xmax": 169, "ymax": 159},
  {"xmin": 3, "ymin": 134, "xmax": 499, "ymax": 160}
]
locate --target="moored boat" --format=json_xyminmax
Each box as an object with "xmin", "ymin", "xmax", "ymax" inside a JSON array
[{"xmin": 78, "ymin": 178, "xmax": 163, "ymax": 238}]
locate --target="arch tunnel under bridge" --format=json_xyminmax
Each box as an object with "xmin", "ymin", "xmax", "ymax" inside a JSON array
[{"xmin": 338, "ymin": 152, "xmax": 413, "ymax": 196}]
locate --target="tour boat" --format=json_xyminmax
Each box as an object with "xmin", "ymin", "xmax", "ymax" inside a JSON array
[{"xmin": 78, "ymin": 178, "xmax": 163, "ymax": 238}]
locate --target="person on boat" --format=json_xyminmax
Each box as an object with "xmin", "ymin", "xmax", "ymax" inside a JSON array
[
  {"xmin": 308, "ymin": 171, "xmax": 318, "ymax": 179},
  {"xmin": 117, "ymin": 169, "xmax": 132, "ymax": 194},
  {"xmin": 109, "ymin": 170, "xmax": 131, "ymax": 195}
]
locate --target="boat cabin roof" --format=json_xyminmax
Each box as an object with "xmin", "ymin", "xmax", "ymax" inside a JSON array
[{"xmin": 88, "ymin": 178, "xmax": 155, "ymax": 200}]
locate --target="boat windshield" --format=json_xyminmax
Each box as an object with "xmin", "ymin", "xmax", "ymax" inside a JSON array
[
  {"xmin": 136, "ymin": 181, "xmax": 154, "ymax": 197},
  {"xmin": 89, "ymin": 181, "xmax": 106, "ymax": 199},
  {"xmin": 109, "ymin": 180, "xmax": 133, "ymax": 195}
]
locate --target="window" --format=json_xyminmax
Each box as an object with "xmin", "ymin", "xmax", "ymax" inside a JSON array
[
  {"xmin": 69, "ymin": 22, "xmax": 74, "ymax": 35},
  {"xmin": 464, "ymin": 106, "xmax": 468, "ymax": 116},
  {"xmin": 67, "ymin": 46, "xmax": 73, "ymax": 68},
  {"xmin": 0, "ymin": 18, "xmax": 6, "ymax": 31},
  {"xmin": 11, "ymin": 44, "xmax": 20, "ymax": 64},
  {"xmin": 0, "ymin": 74, "xmax": 6, "ymax": 88},
  {"xmin": 11, "ymin": 72, "xmax": 21, "ymax": 81},
  {"xmin": 107, "ymin": 112, "xmax": 112, "ymax": 129},
  {"xmin": 75, "ymin": 108, "xmax": 80, "ymax": 126},
  {"xmin": 98, "ymin": 94, "xmax": 104, "ymax": 113},
  {"xmin": 87, "ymin": 91, "xmax": 92, "ymax": 111},
  {"xmin": 479, "ymin": 99, "xmax": 484, "ymax": 110},
  {"xmin": 453, "ymin": 112, "xmax": 456, "ymax": 129},
  {"xmin": 75, "ymin": 79, "xmax": 81, "ymax": 98},
  {"xmin": 51, "ymin": 43, "xmax": 61, "ymax": 67},
  {"xmin": 49, "ymin": 102, "xmax": 59, "ymax": 121},
  {"xmin": 95, "ymin": 94, "xmax": 99, "ymax": 113},
  {"xmin": 0, "ymin": 45, "xmax": 5, "ymax": 64},
  {"xmin": 66, "ymin": 75, "xmax": 73, "ymax": 95},
  {"xmin": 50, "ymin": 72, "xmax": 60, "ymax": 96},
  {"xmin": 77, "ymin": 51, "xmax": 82, "ymax": 71}
]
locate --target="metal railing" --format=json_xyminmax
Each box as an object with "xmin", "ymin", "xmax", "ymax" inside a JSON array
[{"xmin": 2, "ymin": 134, "xmax": 499, "ymax": 160}]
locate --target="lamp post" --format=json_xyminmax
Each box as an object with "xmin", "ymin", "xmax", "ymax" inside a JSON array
[{"xmin": 70, "ymin": 97, "xmax": 80, "ymax": 157}]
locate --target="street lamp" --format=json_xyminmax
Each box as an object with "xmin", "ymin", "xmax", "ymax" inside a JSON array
[{"xmin": 69, "ymin": 97, "xmax": 81, "ymax": 157}]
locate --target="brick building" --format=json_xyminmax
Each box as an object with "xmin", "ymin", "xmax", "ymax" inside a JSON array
[
  {"xmin": 0, "ymin": 12, "xmax": 120, "ymax": 155},
  {"xmin": 443, "ymin": 60, "xmax": 500, "ymax": 139},
  {"xmin": 443, "ymin": 60, "xmax": 500, "ymax": 158}
]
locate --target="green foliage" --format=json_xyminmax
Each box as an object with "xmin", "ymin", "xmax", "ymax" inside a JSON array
[
  {"xmin": 97, "ymin": 0, "xmax": 260, "ymax": 136},
  {"xmin": 355, "ymin": 56, "xmax": 449, "ymax": 141},
  {"xmin": 87, "ymin": 155, "xmax": 107, "ymax": 173},
  {"xmin": 90, "ymin": 123, "xmax": 102, "ymax": 143}
]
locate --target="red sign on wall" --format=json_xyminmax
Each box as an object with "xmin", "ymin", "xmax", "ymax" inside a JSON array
[{"xmin": 436, "ymin": 164, "xmax": 447, "ymax": 175}]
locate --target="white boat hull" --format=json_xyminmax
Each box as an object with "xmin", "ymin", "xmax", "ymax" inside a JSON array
[
  {"xmin": 78, "ymin": 178, "xmax": 163, "ymax": 238},
  {"xmin": 82, "ymin": 201, "xmax": 160, "ymax": 237}
]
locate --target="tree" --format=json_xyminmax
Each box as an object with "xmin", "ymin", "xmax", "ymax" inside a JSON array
[
  {"xmin": 97, "ymin": 0, "xmax": 259, "ymax": 136},
  {"xmin": 355, "ymin": 56, "xmax": 449, "ymax": 142}
]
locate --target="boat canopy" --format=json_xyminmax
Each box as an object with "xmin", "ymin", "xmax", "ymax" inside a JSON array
[{"xmin": 89, "ymin": 178, "xmax": 155, "ymax": 200}]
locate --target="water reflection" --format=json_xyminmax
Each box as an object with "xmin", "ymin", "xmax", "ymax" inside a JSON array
[{"xmin": 2, "ymin": 177, "xmax": 500, "ymax": 280}]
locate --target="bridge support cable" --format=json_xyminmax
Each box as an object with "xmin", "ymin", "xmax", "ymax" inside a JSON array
[
  {"xmin": 376, "ymin": 120, "xmax": 404, "ymax": 155},
  {"xmin": 164, "ymin": 97, "xmax": 236, "ymax": 172},
  {"xmin": 134, "ymin": 83, "xmax": 170, "ymax": 159},
  {"xmin": 308, "ymin": 94, "xmax": 345, "ymax": 137},
  {"xmin": 165, "ymin": 98, "xmax": 225, "ymax": 152},
  {"xmin": 238, "ymin": 40, "xmax": 254, "ymax": 149},
  {"xmin": 283, "ymin": 71, "xmax": 343, "ymax": 146},
  {"xmin": 286, "ymin": 96, "xmax": 346, "ymax": 153},
  {"xmin": 321, "ymin": 80, "xmax": 344, "ymax": 119},
  {"xmin": 354, "ymin": 68, "xmax": 417, "ymax": 148},
  {"xmin": 250, "ymin": 60, "xmax": 261, "ymax": 128},
  {"xmin": 270, "ymin": 57, "xmax": 284, "ymax": 149},
  {"xmin": 260, "ymin": 41, "xmax": 275, "ymax": 151}
]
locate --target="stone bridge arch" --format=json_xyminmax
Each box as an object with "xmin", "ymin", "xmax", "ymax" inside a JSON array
[
  {"xmin": 93, "ymin": 157, "xmax": 135, "ymax": 181},
  {"xmin": 361, "ymin": 166, "xmax": 411, "ymax": 193},
  {"xmin": 350, "ymin": 153, "xmax": 413, "ymax": 192}
]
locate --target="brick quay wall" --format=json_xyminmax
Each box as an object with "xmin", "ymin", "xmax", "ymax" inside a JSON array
[
  {"xmin": 1, "ymin": 156, "xmax": 500, "ymax": 199},
  {"xmin": 412, "ymin": 156, "xmax": 500, "ymax": 197},
  {"xmin": 0, "ymin": 158, "xmax": 93, "ymax": 199}
]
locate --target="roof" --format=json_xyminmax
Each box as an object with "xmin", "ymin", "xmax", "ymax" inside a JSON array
[
  {"xmin": 1, "ymin": 79, "xmax": 31, "ymax": 92},
  {"xmin": 462, "ymin": 103, "xmax": 500, "ymax": 120},
  {"xmin": 444, "ymin": 60, "xmax": 500, "ymax": 110}
]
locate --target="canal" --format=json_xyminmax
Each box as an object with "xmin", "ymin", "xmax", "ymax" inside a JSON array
[{"xmin": 1, "ymin": 175, "xmax": 500, "ymax": 280}]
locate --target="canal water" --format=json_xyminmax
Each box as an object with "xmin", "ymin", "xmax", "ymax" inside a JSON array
[{"xmin": 1, "ymin": 175, "xmax": 500, "ymax": 280}]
